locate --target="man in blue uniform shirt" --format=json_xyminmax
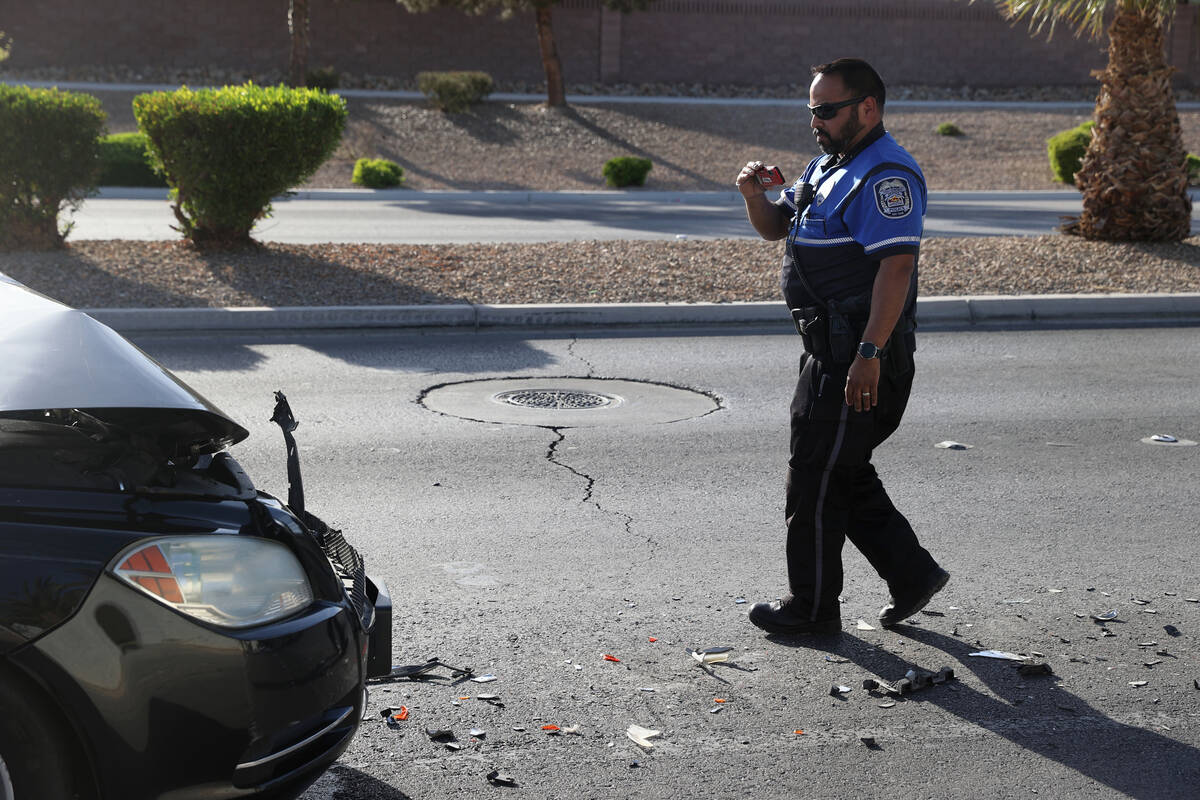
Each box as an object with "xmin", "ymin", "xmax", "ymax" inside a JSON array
[{"xmin": 736, "ymin": 58, "xmax": 948, "ymax": 635}]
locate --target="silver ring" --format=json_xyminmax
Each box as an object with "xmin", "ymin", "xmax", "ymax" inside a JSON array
[{"xmin": 862, "ymin": 392, "xmax": 871, "ymax": 396}]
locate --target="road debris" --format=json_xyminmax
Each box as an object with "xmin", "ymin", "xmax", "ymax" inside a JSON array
[
  {"xmin": 1165, "ymin": 625, "xmax": 1182, "ymax": 637},
  {"xmin": 825, "ymin": 655, "xmax": 849, "ymax": 664},
  {"xmin": 864, "ymin": 667, "xmax": 955, "ymax": 696},
  {"xmin": 476, "ymin": 694, "xmax": 504, "ymax": 707},
  {"xmin": 626, "ymin": 724, "xmax": 661, "ymax": 749},
  {"xmin": 648, "ymin": 637, "xmax": 658, "ymax": 642},
  {"xmin": 486, "ymin": 770, "xmax": 518, "ymax": 787},
  {"xmin": 830, "ymin": 684, "xmax": 853, "ymax": 696},
  {"xmin": 689, "ymin": 646, "xmax": 733, "ymax": 665},
  {"xmin": 793, "ymin": 730, "xmax": 805, "ymax": 735},
  {"xmin": 1092, "ymin": 610, "xmax": 1119, "ymax": 622},
  {"xmin": 969, "ymin": 650, "xmax": 1029, "ymax": 661},
  {"xmin": 469, "ymin": 728, "xmax": 486, "ymax": 738},
  {"xmin": 603, "ymin": 654, "xmax": 621, "ymax": 663},
  {"xmin": 1144, "ymin": 660, "xmax": 1163, "ymax": 668},
  {"xmin": 861, "ymin": 736, "xmax": 881, "ymax": 750},
  {"xmin": 879, "ymin": 700, "xmax": 896, "ymax": 708},
  {"xmin": 387, "ymin": 658, "xmax": 474, "ymax": 681},
  {"xmin": 935, "ymin": 440, "xmax": 972, "ymax": 450},
  {"xmin": 542, "ymin": 725, "xmax": 560, "ymax": 735},
  {"xmin": 856, "ymin": 619, "xmax": 877, "ymax": 631},
  {"xmin": 445, "ymin": 742, "xmax": 462, "ymax": 751},
  {"xmin": 426, "ymin": 728, "xmax": 455, "ymax": 742},
  {"xmin": 638, "ymin": 687, "xmax": 656, "ymax": 693},
  {"xmin": 735, "ymin": 597, "xmax": 747, "ymax": 604},
  {"xmin": 471, "ymin": 674, "xmax": 499, "ymax": 683},
  {"xmin": 1016, "ymin": 663, "xmax": 1054, "ymax": 676},
  {"xmin": 381, "ymin": 706, "xmax": 409, "ymax": 726},
  {"xmin": 1129, "ymin": 681, "xmax": 1148, "ymax": 688},
  {"xmin": 708, "ymin": 706, "xmax": 723, "ymax": 714}
]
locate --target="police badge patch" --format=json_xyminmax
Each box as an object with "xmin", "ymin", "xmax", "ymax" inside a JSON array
[{"xmin": 874, "ymin": 176, "xmax": 912, "ymax": 219}]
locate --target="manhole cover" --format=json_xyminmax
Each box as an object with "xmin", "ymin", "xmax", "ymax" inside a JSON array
[
  {"xmin": 493, "ymin": 388, "xmax": 619, "ymax": 410},
  {"xmin": 420, "ymin": 377, "xmax": 718, "ymax": 428}
]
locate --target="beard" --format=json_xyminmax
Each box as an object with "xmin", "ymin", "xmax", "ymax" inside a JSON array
[{"xmin": 814, "ymin": 107, "xmax": 864, "ymax": 156}]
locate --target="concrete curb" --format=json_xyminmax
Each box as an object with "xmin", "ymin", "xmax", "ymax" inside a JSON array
[{"xmin": 87, "ymin": 293, "xmax": 1200, "ymax": 334}]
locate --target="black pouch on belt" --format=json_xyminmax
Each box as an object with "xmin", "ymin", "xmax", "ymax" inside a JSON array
[
  {"xmin": 790, "ymin": 305, "xmax": 826, "ymax": 356},
  {"xmin": 825, "ymin": 301, "xmax": 856, "ymax": 364}
]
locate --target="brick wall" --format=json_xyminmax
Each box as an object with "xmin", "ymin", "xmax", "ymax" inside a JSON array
[{"xmin": 5, "ymin": 0, "xmax": 1199, "ymax": 88}]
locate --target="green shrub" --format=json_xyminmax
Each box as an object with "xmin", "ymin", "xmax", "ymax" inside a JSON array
[
  {"xmin": 602, "ymin": 156, "xmax": 653, "ymax": 188},
  {"xmin": 1047, "ymin": 121, "xmax": 1094, "ymax": 185},
  {"xmin": 306, "ymin": 66, "xmax": 340, "ymax": 92},
  {"xmin": 353, "ymin": 158, "xmax": 404, "ymax": 188},
  {"xmin": 0, "ymin": 85, "xmax": 106, "ymax": 251},
  {"xmin": 934, "ymin": 121, "xmax": 963, "ymax": 137},
  {"xmin": 132, "ymin": 83, "xmax": 347, "ymax": 246},
  {"xmin": 416, "ymin": 71, "xmax": 494, "ymax": 113},
  {"xmin": 1187, "ymin": 153, "xmax": 1200, "ymax": 186},
  {"xmin": 98, "ymin": 132, "xmax": 167, "ymax": 187}
]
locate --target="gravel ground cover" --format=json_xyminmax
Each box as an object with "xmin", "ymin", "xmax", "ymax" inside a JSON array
[{"xmin": 2, "ymin": 82, "xmax": 1199, "ymax": 307}]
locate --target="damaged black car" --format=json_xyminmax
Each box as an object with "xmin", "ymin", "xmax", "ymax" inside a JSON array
[{"xmin": 0, "ymin": 274, "xmax": 392, "ymax": 799}]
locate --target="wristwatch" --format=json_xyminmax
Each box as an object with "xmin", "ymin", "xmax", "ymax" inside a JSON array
[{"xmin": 857, "ymin": 341, "xmax": 882, "ymax": 359}]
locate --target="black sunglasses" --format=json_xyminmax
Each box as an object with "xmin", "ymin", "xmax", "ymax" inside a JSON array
[{"xmin": 808, "ymin": 95, "xmax": 867, "ymax": 121}]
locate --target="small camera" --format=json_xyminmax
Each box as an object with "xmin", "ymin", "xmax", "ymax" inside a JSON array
[{"xmin": 756, "ymin": 166, "xmax": 785, "ymax": 187}]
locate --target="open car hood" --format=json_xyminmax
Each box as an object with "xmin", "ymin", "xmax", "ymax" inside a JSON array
[{"xmin": 0, "ymin": 273, "xmax": 248, "ymax": 456}]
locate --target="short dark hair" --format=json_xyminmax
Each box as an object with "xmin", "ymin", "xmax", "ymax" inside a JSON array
[{"xmin": 811, "ymin": 58, "xmax": 886, "ymax": 110}]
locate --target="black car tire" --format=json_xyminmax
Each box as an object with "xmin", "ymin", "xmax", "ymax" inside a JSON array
[{"xmin": 0, "ymin": 665, "xmax": 93, "ymax": 800}]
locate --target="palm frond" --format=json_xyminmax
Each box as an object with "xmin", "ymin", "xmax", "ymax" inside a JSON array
[{"xmin": 987, "ymin": 0, "xmax": 1178, "ymax": 40}]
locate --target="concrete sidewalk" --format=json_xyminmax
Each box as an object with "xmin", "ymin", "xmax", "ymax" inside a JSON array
[{"xmin": 89, "ymin": 293, "xmax": 1200, "ymax": 334}]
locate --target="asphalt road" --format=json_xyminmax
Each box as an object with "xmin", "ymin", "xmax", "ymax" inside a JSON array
[
  {"xmin": 133, "ymin": 325, "xmax": 1200, "ymax": 799},
  {"xmin": 72, "ymin": 189, "xmax": 1200, "ymax": 243}
]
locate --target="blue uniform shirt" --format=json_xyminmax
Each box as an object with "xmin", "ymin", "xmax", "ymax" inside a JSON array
[{"xmin": 776, "ymin": 124, "xmax": 926, "ymax": 317}]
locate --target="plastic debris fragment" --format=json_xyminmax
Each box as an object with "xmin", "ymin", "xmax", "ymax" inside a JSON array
[
  {"xmin": 1129, "ymin": 681, "xmax": 1148, "ymax": 688},
  {"xmin": 469, "ymin": 728, "xmax": 486, "ymax": 738},
  {"xmin": 1164, "ymin": 625, "xmax": 1182, "ymax": 637},
  {"xmin": 713, "ymin": 698, "xmax": 727, "ymax": 703},
  {"xmin": 486, "ymin": 770, "xmax": 518, "ymax": 787},
  {"xmin": 542, "ymin": 725, "xmax": 560, "ymax": 735},
  {"xmin": 1092, "ymin": 610, "xmax": 1119, "ymax": 621},
  {"xmin": 387, "ymin": 658, "xmax": 475, "ymax": 681},
  {"xmin": 1132, "ymin": 599, "xmax": 1150, "ymax": 605},
  {"xmin": 380, "ymin": 705, "xmax": 410, "ymax": 723},
  {"xmin": 1016, "ymin": 663, "xmax": 1054, "ymax": 676},
  {"xmin": 1144, "ymin": 660, "xmax": 1163, "ymax": 668},
  {"xmin": 861, "ymin": 736, "xmax": 881, "ymax": 749},
  {"xmin": 830, "ymin": 684, "xmax": 853, "ymax": 696},
  {"xmin": 648, "ymin": 637, "xmax": 658, "ymax": 642},
  {"xmin": 1187, "ymin": 598, "xmax": 1199, "ymax": 603},
  {"xmin": 879, "ymin": 700, "xmax": 896, "ymax": 708},
  {"xmin": 1194, "ymin": 679, "xmax": 1199, "ymax": 690},
  {"xmin": 689, "ymin": 648, "xmax": 732, "ymax": 665},
  {"xmin": 445, "ymin": 742, "xmax": 462, "ymax": 751},
  {"xmin": 793, "ymin": 730, "xmax": 805, "ymax": 735},
  {"xmin": 825, "ymin": 655, "xmax": 849, "ymax": 664},
  {"xmin": 708, "ymin": 706, "xmax": 722, "ymax": 714},
  {"xmin": 626, "ymin": 724, "xmax": 661, "ymax": 749},
  {"xmin": 969, "ymin": 650, "xmax": 1029, "ymax": 661},
  {"xmin": 935, "ymin": 440, "xmax": 972, "ymax": 450},
  {"xmin": 426, "ymin": 728, "xmax": 455, "ymax": 741},
  {"xmin": 735, "ymin": 597, "xmax": 747, "ymax": 604},
  {"xmin": 638, "ymin": 687, "xmax": 656, "ymax": 693},
  {"xmin": 856, "ymin": 619, "xmax": 876, "ymax": 631},
  {"xmin": 603, "ymin": 654, "xmax": 621, "ymax": 663},
  {"xmin": 471, "ymin": 674, "xmax": 499, "ymax": 683},
  {"xmin": 1150, "ymin": 434, "xmax": 1178, "ymax": 442}
]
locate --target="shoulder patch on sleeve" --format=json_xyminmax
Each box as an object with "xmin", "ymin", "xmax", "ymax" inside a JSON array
[{"xmin": 873, "ymin": 176, "xmax": 913, "ymax": 219}]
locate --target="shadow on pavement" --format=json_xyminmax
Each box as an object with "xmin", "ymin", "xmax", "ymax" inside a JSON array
[{"xmin": 767, "ymin": 626, "xmax": 1199, "ymax": 799}]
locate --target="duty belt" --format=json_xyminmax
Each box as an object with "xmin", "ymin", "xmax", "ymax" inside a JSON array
[{"xmin": 789, "ymin": 296, "xmax": 870, "ymax": 364}]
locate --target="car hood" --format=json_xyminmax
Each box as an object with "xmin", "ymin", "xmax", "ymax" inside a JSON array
[{"xmin": 0, "ymin": 273, "xmax": 248, "ymax": 455}]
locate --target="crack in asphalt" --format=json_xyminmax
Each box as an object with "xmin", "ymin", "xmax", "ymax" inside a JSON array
[
  {"xmin": 565, "ymin": 336, "xmax": 599, "ymax": 377},
  {"xmin": 544, "ymin": 426, "xmax": 652, "ymax": 558}
]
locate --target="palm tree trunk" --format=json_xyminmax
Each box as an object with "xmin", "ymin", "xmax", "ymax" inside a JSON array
[
  {"xmin": 1072, "ymin": 7, "xmax": 1191, "ymax": 241},
  {"xmin": 535, "ymin": 6, "xmax": 567, "ymax": 107},
  {"xmin": 288, "ymin": 0, "xmax": 311, "ymax": 88}
]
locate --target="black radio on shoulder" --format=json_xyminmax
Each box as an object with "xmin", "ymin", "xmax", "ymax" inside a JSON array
[{"xmin": 795, "ymin": 182, "xmax": 815, "ymax": 212}]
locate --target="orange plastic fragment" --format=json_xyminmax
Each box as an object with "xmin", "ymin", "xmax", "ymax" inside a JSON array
[
  {"xmin": 713, "ymin": 698, "xmax": 727, "ymax": 703},
  {"xmin": 603, "ymin": 654, "xmax": 621, "ymax": 662},
  {"xmin": 542, "ymin": 724, "xmax": 560, "ymax": 731},
  {"xmin": 392, "ymin": 706, "xmax": 409, "ymax": 721},
  {"xmin": 458, "ymin": 696, "xmax": 470, "ymax": 700},
  {"xmin": 648, "ymin": 637, "xmax": 658, "ymax": 642},
  {"xmin": 793, "ymin": 729, "xmax": 805, "ymax": 735}
]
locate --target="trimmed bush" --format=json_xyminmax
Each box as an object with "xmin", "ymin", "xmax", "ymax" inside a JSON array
[
  {"xmin": 0, "ymin": 85, "xmax": 106, "ymax": 251},
  {"xmin": 417, "ymin": 71, "xmax": 494, "ymax": 113},
  {"xmin": 306, "ymin": 66, "xmax": 340, "ymax": 92},
  {"xmin": 934, "ymin": 121, "xmax": 963, "ymax": 137},
  {"xmin": 98, "ymin": 132, "xmax": 167, "ymax": 187},
  {"xmin": 353, "ymin": 158, "xmax": 404, "ymax": 188},
  {"xmin": 1187, "ymin": 153, "xmax": 1200, "ymax": 185},
  {"xmin": 133, "ymin": 83, "xmax": 347, "ymax": 246},
  {"xmin": 602, "ymin": 156, "xmax": 653, "ymax": 188},
  {"xmin": 1047, "ymin": 121, "xmax": 1094, "ymax": 185}
]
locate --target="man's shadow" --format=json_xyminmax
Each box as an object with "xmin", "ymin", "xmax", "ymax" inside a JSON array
[{"xmin": 770, "ymin": 625, "xmax": 1199, "ymax": 799}]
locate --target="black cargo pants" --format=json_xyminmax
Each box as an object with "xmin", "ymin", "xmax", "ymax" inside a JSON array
[{"xmin": 785, "ymin": 346, "xmax": 939, "ymax": 622}]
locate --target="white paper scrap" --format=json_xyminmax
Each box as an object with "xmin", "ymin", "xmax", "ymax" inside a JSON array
[
  {"xmin": 626, "ymin": 724, "xmax": 661, "ymax": 748},
  {"xmin": 856, "ymin": 619, "xmax": 877, "ymax": 631}
]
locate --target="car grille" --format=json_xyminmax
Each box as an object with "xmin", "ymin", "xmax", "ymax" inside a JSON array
[{"xmin": 302, "ymin": 510, "xmax": 373, "ymax": 632}]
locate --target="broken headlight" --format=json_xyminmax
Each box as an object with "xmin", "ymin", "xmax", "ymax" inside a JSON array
[{"xmin": 111, "ymin": 537, "xmax": 314, "ymax": 628}]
